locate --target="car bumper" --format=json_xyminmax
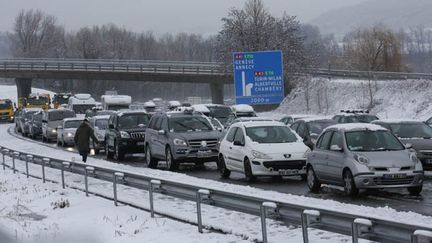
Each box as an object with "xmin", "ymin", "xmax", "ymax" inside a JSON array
[
  {"xmin": 173, "ymin": 147, "xmax": 219, "ymax": 162},
  {"xmin": 63, "ymin": 136, "xmax": 75, "ymax": 144},
  {"xmin": 418, "ymin": 157, "xmax": 432, "ymax": 170},
  {"xmin": 46, "ymin": 130, "xmax": 58, "ymax": 139},
  {"xmin": 0, "ymin": 115, "xmax": 13, "ymax": 122},
  {"xmin": 250, "ymin": 159, "xmax": 306, "ymax": 176},
  {"xmin": 119, "ymin": 138, "xmax": 145, "ymax": 154},
  {"xmin": 354, "ymin": 171, "xmax": 424, "ymax": 188},
  {"xmin": 94, "ymin": 139, "xmax": 105, "ymax": 149}
]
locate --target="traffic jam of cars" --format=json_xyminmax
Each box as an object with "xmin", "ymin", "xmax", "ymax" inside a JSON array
[{"xmin": 8, "ymin": 93, "xmax": 431, "ymax": 197}]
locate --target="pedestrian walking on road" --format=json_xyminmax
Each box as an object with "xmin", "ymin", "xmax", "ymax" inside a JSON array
[{"xmin": 74, "ymin": 118, "xmax": 97, "ymax": 163}]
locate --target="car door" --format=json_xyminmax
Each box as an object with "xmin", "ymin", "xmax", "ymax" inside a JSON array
[
  {"xmin": 231, "ymin": 127, "xmax": 246, "ymax": 171},
  {"xmin": 326, "ymin": 131, "xmax": 345, "ymax": 184},
  {"xmin": 106, "ymin": 115, "xmax": 116, "ymax": 149},
  {"xmin": 311, "ymin": 131, "xmax": 333, "ymax": 181},
  {"xmin": 221, "ymin": 127, "xmax": 237, "ymax": 169},
  {"xmin": 153, "ymin": 117, "xmax": 166, "ymax": 158}
]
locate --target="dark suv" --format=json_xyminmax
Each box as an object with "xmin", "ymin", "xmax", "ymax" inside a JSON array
[
  {"xmin": 105, "ymin": 111, "xmax": 150, "ymax": 161},
  {"xmin": 290, "ymin": 118, "xmax": 336, "ymax": 150},
  {"xmin": 144, "ymin": 111, "xmax": 222, "ymax": 171}
]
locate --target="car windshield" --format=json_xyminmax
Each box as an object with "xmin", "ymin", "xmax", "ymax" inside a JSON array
[
  {"xmin": 49, "ymin": 110, "xmax": 76, "ymax": 121},
  {"xmin": 95, "ymin": 119, "xmax": 109, "ymax": 130},
  {"xmin": 246, "ymin": 126, "xmax": 298, "ymax": 143},
  {"xmin": 54, "ymin": 95, "xmax": 70, "ymax": 104},
  {"xmin": 107, "ymin": 104, "xmax": 129, "ymax": 111},
  {"xmin": 307, "ymin": 120, "xmax": 336, "ymax": 135},
  {"xmin": 389, "ymin": 123, "xmax": 432, "ymax": 139},
  {"xmin": 27, "ymin": 97, "xmax": 49, "ymax": 105},
  {"xmin": 345, "ymin": 130, "xmax": 404, "ymax": 151},
  {"xmin": 33, "ymin": 114, "xmax": 42, "ymax": 122},
  {"xmin": 25, "ymin": 111, "xmax": 38, "ymax": 119},
  {"xmin": 169, "ymin": 116, "xmax": 213, "ymax": 132},
  {"xmin": 64, "ymin": 120, "xmax": 81, "ymax": 129},
  {"xmin": 0, "ymin": 101, "xmax": 12, "ymax": 109},
  {"xmin": 118, "ymin": 113, "xmax": 150, "ymax": 129},
  {"xmin": 357, "ymin": 115, "xmax": 378, "ymax": 123},
  {"xmin": 73, "ymin": 104, "xmax": 96, "ymax": 114}
]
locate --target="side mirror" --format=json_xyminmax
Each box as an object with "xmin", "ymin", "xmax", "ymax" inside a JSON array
[
  {"xmin": 233, "ymin": 140, "xmax": 244, "ymax": 146},
  {"xmin": 405, "ymin": 143, "xmax": 413, "ymax": 149},
  {"xmin": 109, "ymin": 124, "xmax": 114, "ymax": 129},
  {"xmin": 330, "ymin": 145, "xmax": 343, "ymax": 152},
  {"xmin": 158, "ymin": 130, "xmax": 166, "ymax": 135}
]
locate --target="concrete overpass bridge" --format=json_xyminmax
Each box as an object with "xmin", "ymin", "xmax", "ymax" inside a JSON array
[
  {"xmin": 1, "ymin": 58, "xmax": 431, "ymax": 104},
  {"xmin": 0, "ymin": 58, "xmax": 232, "ymax": 104}
]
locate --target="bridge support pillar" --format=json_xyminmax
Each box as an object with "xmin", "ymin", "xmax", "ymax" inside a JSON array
[
  {"xmin": 210, "ymin": 83, "xmax": 224, "ymax": 104},
  {"xmin": 15, "ymin": 78, "xmax": 32, "ymax": 101}
]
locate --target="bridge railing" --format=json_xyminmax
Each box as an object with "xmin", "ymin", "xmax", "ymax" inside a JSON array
[{"xmin": 1, "ymin": 144, "xmax": 432, "ymax": 243}]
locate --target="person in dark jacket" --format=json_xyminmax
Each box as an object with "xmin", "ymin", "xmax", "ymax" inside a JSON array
[{"xmin": 74, "ymin": 118, "xmax": 97, "ymax": 163}]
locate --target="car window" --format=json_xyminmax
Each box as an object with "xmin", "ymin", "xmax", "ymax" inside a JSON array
[
  {"xmin": 233, "ymin": 128, "xmax": 245, "ymax": 143},
  {"xmin": 226, "ymin": 127, "xmax": 237, "ymax": 142},
  {"xmin": 297, "ymin": 123, "xmax": 307, "ymax": 138},
  {"xmin": 291, "ymin": 122, "xmax": 299, "ymax": 131},
  {"xmin": 427, "ymin": 118, "xmax": 432, "ymax": 125},
  {"xmin": 329, "ymin": 132, "xmax": 343, "ymax": 148},
  {"xmin": 317, "ymin": 131, "xmax": 333, "ymax": 150},
  {"xmin": 153, "ymin": 117, "xmax": 162, "ymax": 130},
  {"xmin": 345, "ymin": 130, "xmax": 404, "ymax": 151},
  {"xmin": 246, "ymin": 126, "xmax": 298, "ymax": 143}
]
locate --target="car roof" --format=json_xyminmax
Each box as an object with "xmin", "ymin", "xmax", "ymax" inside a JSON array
[
  {"xmin": 23, "ymin": 108, "xmax": 43, "ymax": 112},
  {"xmin": 372, "ymin": 119, "xmax": 422, "ymax": 124},
  {"xmin": 63, "ymin": 117, "xmax": 83, "ymax": 122},
  {"xmin": 296, "ymin": 117, "xmax": 333, "ymax": 123},
  {"xmin": 117, "ymin": 110, "xmax": 148, "ymax": 116},
  {"xmin": 325, "ymin": 123, "xmax": 387, "ymax": 132},
  {"xmin": 234, "ymin": 121, "xmax": 285, "ymax": 128},
  {"xmin": 92, "ymin": 115, "xmax": 111, "ymax": 120}
]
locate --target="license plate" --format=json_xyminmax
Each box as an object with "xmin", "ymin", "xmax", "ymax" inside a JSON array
[
  {"xmin": 278, "ymin": 169, "xmax": 299, "ymax": 176},
  {"xmin": 383, "ymin": 173, "xmax": 407, "ymax": 179},
  {"xmin": 137, "ymin": 141, "xmax": 145, "ymax": 146},
  {"xmin": 197, "ymin": 150, "xmax": 212, "ymax": 158}
]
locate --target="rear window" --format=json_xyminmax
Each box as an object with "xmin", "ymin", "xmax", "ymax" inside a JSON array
[
  {"xmin": 49, "ymin": 110, "xmax": 76, "ymax": 121},
  {"xmin": 118, "ymin": 113, "xmax": 150, "ymax": 129},
  {"xmin": 169, "ymin": 116, "xmax": 213, "ymax": 132},
  {"xmin": 246, "ymin": 126, "xmax": 298, "ymax": 144},
  {"xmin": 64, "ymin": 120, "xmax": 81, "ymax": 129}
]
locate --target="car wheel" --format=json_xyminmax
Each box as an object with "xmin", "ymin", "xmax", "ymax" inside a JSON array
[
  {"xmin": 165, "ymin": 146, "xmax": 178, "ymax": 171},
  {"xmin": 343, "ymin": 170, "xmax": 359, "ymax": 197},
  {"xmin": 145, "ymin": 145, "xmax": 158, "ymax": 168},
  {"xmin": 114, "ymin": 140, "xmax": 125, "ymax": 161},
  {"xmin": 408, "ymin": 186, "xmax": 422, "ymax": 196},
  {"xmin": 244, "ymin": 158, "xmax": 256, "ymax": 182},
  {"xmin": 93, "ymin": 141, "xmax": 100, "ymax": 155},
  {"xmin": 307, "ymin": 166, "xmax": 321, "ymax": 192},
  {"xmin": 106, "ymin": 140, "xmax": 114, "ymax": 159},
  {"xmin": 217, "ymin": 154, "xmax": 231, "ymax": 179}
]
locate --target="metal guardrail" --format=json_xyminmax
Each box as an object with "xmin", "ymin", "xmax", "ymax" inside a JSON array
[
  {"xmin": 1, "ymin": 145, "xmax": 432, "ymax": 243},
  {"xmin": 2, "ymin": 58, "xmax": 432, "ymax": 80}
]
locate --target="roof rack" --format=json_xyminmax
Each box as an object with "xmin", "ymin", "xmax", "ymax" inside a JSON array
[{"xmin": 340, "ymin": 109, "xmax": 369, "ymax": 114}]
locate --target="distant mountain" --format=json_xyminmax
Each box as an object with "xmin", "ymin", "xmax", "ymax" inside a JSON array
[{"xmin": 309, "ymin": 0, "xmax": 432, "ymax": 35}]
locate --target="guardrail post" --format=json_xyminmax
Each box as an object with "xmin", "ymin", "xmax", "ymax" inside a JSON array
[
  {"xmin": 85, "ymin": 166, "xmax": 94, "ymax": 196},
  {"xmin": 411, "ymin": 230, "xmax": 432, "ymax": 243},
  {"xmin": 112, "ymin": 64, "xmax": 115, "ymax": 72},
  {"xmin": 149, "ymin": 180, "xmax": 161, "ymax": 218},
  {"xmin": 352, "ymin": 218, "xmax": 373, "ymax": 243},
  {"xmin": 42, "ymin": 158, "xmax": 50, "ymax": 183},
  {"xmin": 61, "ymin": 162, "xmax": 70, "ymax": 189},
  {"xmin": 260, "ymin": 202, "xmax": 278, "ymax": 243},
  {"xmin": 12, "ymin": 152, "xmax": 19, "ymax": 174},
  {"xmin": 196, "ymin": 189, "xmax": 210, "ymax": 233},
  {"xmin": 2, "ymin": 149, "xmax": 9, "ymax": 170},
  {"xmin": 113, "ymin": 172, "xmax": 124, "ymax": 206},
  {"xmin": 301, "ymin": 210, "xmax": 321, "ymax": 243},
  {"xmin": 25, "ymin": 155, "xmax": 33, "ymax": 178}
]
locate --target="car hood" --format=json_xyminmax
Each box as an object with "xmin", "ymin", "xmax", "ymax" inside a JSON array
[
  {"xmin": 175, "ymin": 130, "xmax": 222, "ymax": 140},
  {"xmin": 361, "ymin": 150, "xmax": 414, "ymax": 168},
  {"xmin": 47, "ymin": 120, "xmax": 63, "ymax": 128},
  {"xmin": 399, "ymin": 138, "xmax": 432, "ymax": 150},
  {"xmin": 251, "ymin": 142, "xmax": 309, "ymax": 154},
  {"xmin": 63, "ymin": 128, "xmax": 77, "ymax": 133}
]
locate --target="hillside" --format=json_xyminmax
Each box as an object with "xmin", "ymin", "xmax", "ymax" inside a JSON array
[
  {"xmin": 276, "ymin": 78, "xmax": 432, "ymax": 120},
  {"xmin": 310, "ymin": 0, "xmax": 432, "ymax": 35}
]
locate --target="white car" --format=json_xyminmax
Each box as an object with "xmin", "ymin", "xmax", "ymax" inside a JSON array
[
  {"xmin": 56, "ymin": 118, "xmax": 83, "ymax": 147},
  {"xmin": 89, "ymin": 115, "xmax": 110, "ymax": 154},
  {"xmin": 218, "ymin": 121, "xmax": 311, "ymax": 182}
]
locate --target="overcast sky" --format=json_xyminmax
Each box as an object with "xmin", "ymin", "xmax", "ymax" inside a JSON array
[{"xmin": 0, "ymin": 0, "xmax": 366, "ymax": 35}]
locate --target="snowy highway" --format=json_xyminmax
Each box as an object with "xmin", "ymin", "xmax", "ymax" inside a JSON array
[{"xmin": 3, "ymin": 123, "xmax": 432, "ymax": 217}]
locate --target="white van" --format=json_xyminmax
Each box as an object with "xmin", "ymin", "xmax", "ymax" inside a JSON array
[
  {"xmin": 101, "ymin": 95, "xmax": 132, "ymax": 111},
  {"xmin": 68, "ymin": 94, "xmax": 97, "ymax": 114}
]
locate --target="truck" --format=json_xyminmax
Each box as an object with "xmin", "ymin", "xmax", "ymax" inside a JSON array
[
  {"xmin": 53, "ymin": 93, "xmax": 72, "ymax": 109},
  {"xmin": 0, "ymin": 99, "xmax": 15, "ymax": 122},
  {"xmin": 26, "ymin": 93, "xmax": 51, "ymax": 110},
  {"xmin": 68, "ymin": 93, "xmax": 97, "ymax": 114},
  {"xmin": 101, "ymin": 95, "xmax": 132, "ymax": 111}
]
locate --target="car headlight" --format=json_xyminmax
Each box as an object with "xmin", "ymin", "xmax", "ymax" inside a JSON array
[
  {"xmin": 66, "ymin": 132, "xmax": 73, "ymax": 137},
  {"xmin": 252, "ymin": 150, "xmax": 272, "ymax": 160},
  {"xmin": 303, "ymin": 148, "xmax": 311, "ymax": 158},
  {"xmin": 52, "ymin": 129, "xmax": 57, "ymax": 133},
  {"xmin": 120, "ymin": 131, "xmax": 130, "ymax": 138},
  {"xmin": 173, "ymin": 138, "xmax": 187, "ymax": 146},
  {"xmin": 354, "ymin": 154, "xmax": 369, "ymax": 165},
  {"xmin": 410, "ymin": 153, "xmax": 420, "ymax": 164}
]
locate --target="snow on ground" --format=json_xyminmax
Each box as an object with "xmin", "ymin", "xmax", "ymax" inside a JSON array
[
  {"xmin": 0, "ymin": 84, "xmax": 55, "ymax": 105},
  {"xmin": 276, "ymin": 78, "xmax": 432, "ymax": 120},
  {"xmin": 0, "ymin": 166, "xmax": 251, "ymax": 243},
  {"xmin": 1, "ymin": 123, "xmax": 432, "ymax": 232}
]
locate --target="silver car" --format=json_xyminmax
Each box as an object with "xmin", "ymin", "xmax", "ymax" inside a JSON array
[
  {"xmin": 306, "ymin": 123, "xmax": 424, "ymax": 196},
  {"xmin": 56, "ymin": 118, "xmax": 82, "ymax": 147}
]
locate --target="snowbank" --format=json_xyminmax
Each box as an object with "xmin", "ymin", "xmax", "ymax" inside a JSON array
[{"xmin": 277, "ymin": 78, "xmax": 432, "ymax": 120}]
